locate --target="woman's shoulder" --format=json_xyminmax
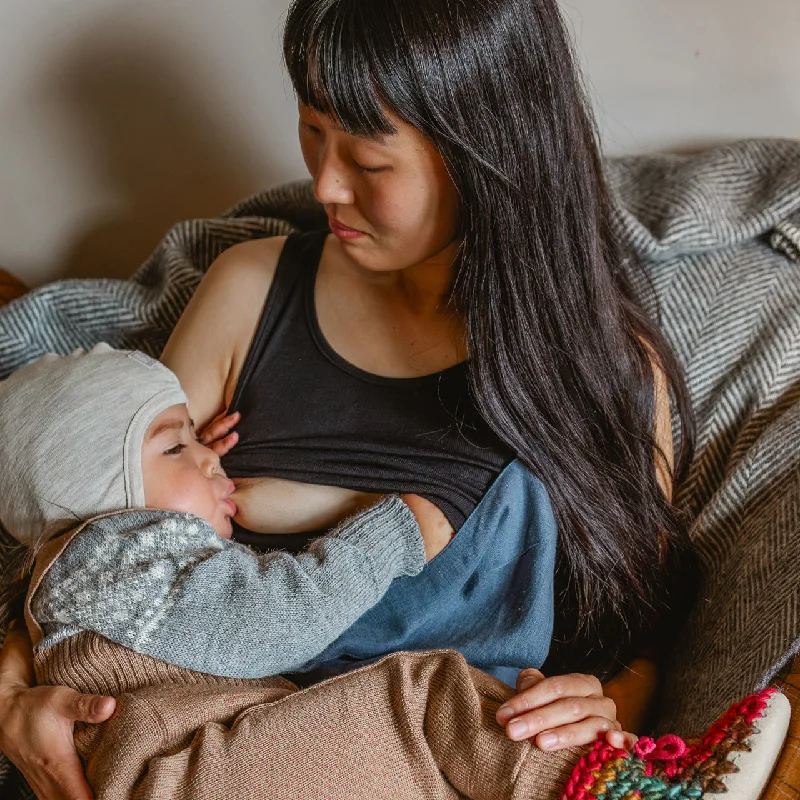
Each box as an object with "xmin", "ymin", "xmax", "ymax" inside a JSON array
[
  {"xmin": 180, "ymin": 236, "xmax": 291, "ymax": 332},
  {"xmin": 206, "ymin": 235, "xmax": 289, "ymax": 296},
  {"xmin": 161, "ymin": 235, "xmax": 289, "ymax": 425}
]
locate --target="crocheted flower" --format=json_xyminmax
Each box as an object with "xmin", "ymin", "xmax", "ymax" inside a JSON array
[{"xmin": 561, "ymin": 688, "xmax": 778, "ymax": 800}]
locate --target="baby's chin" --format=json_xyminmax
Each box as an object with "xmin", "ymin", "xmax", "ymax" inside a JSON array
[
  {"xmin": 215, "ymin": 516, "xmax": 234, "ymax": 539},
  {"xmin": 192, "ymin": 511, "xmax": 233, "ymax": 539}
]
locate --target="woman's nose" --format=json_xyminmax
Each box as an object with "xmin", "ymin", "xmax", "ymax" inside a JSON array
[{"xmin": 313, "ymin": 147, "xmax": 354, "ymax": 206}]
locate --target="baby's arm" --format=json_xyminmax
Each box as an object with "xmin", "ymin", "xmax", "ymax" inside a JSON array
[{"xmin": 31, "ymin": 497, "xmax": 427, "ymax": 678}]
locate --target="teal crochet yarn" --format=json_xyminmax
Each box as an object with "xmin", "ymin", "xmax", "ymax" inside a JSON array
[{"xmin": 561, "ymin": 688, "xmax": 779, "ymax": 800}]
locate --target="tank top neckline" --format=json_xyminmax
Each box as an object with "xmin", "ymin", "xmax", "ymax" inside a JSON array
[{"xmin": 302, "ymin": 233, "xmax": 468, "ymax": 388}]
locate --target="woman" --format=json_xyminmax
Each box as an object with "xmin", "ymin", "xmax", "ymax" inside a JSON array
[{"xmin": 0, "ymin": 0, "xmax": 695, "ymax": 797}]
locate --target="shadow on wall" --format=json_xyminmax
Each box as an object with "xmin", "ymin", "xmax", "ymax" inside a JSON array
[{"xmin": 40, "ymin": 19, "xmax": 284, "ymax": 280}]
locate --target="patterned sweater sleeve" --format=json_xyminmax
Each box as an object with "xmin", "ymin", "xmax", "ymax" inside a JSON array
[{"xmin": 31, "ymin": 497, "xmax": 424, "ymax": 678}]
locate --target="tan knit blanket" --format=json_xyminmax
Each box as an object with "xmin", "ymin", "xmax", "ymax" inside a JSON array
[{"xmin": 36, "ymin": 632, "xmax": 578, "ymax": 800}]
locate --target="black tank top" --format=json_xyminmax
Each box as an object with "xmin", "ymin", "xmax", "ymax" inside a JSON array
[{"xmin": 222, "ymin": 231, "xmax": 513, "ymax": 550}]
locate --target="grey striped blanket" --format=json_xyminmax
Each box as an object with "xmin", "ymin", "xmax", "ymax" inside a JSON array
[{"xmin": 1, "ymin": 138, "xmax": 799, "ymax": 794}]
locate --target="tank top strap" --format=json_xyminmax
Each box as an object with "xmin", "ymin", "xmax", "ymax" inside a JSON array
[{"xmin": 229, "ymin": 230, "xmax": 328, "ymax": 412}]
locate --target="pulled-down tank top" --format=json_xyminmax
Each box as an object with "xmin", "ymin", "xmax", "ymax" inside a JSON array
[
  {"xmin": 222, "ymin": 230, "xmax": 514, "ymax": 549},
  {"xmin": 221, "ymin": 230, "xmax": 558, "ymax": 685}
]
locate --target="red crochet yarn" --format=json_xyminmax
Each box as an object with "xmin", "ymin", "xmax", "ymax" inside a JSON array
[{"xmin": 561, "ymin": 687, "xmax": 777, "ymax": 800}]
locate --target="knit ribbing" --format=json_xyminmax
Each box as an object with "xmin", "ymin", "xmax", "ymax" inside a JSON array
[
  {"xmin": 35, "ymin": 630, "xmax": 288, "ymax": 696},
  {"xmin": 36, "ymin": 635, "xmax": 578, "ymax": 800},
  {"xmin": 330, "ymin": 494, "xmax": 426, "ymax": 586}
]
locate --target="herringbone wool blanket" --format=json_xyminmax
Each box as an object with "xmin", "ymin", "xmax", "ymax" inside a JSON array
[{"xmin": 1, "ymin": 138, "xmax": 799, "ymax": 795}]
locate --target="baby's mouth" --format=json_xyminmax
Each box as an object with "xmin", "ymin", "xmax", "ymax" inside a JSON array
[{"xmin": 223, "ymin": 497, "xmax": 238, "ymax": 517}]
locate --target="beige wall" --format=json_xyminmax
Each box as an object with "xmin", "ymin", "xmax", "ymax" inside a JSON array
[{"xmin": 1, "ymin": 0, "xmax": 798, "ymax": 286}]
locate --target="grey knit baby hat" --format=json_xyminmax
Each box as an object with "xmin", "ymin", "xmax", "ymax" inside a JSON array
[{"xmin": 0, "ymin": 344, "xmax": 187, "ymax": 546}]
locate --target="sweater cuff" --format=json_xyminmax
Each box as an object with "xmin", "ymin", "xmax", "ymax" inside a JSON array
[{"xmin": 331, "ymin": 496, "xmax": 426, "ymax": 586}]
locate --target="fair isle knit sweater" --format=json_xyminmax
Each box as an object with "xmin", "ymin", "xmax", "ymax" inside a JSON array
[{"xmin": 28, "ymin": 497, "xmax": 424, "ymax": 678}]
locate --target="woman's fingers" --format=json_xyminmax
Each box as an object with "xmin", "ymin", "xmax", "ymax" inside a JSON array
[
  {"xmin": 497, "ymin": 671, "xmax": 623, "ymax": 751},
  {"xmin": 606, "ymin": 728, "xmax": 639, "ymax": 750},
  {"xmin": 0, "ymin": 685, "xmax": 112, "ymax": 800},
  {"xmin": 34, "ymin": 690, "xmax": 114, "ymax": 800},
  {"xmin": 198, "ymin": 411, "xmax": 240, "ymax": 446},
  {"xmin": 515, "ymin": 668, "xmax": 545, "ymax": 693},
  {"xmin": 497, "ymin": 672, "xmax": 603, "ymax": 723},
  {"xmin": 503, "ymin": 695, "xmax": 617, "ymax": 741},
  {"xmin": 54, "ymin": 690, "xmax": 116, "ymax": 724},
  {"xmin": 529, "ymin": 716, "xmax": 623, "ymax": 750}
]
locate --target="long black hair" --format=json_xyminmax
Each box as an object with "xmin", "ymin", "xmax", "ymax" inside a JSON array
[{"xmin": 283, "ymin": 0, "xmax": 696, "ymax": 677}]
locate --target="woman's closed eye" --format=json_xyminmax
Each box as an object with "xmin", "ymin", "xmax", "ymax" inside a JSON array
[
  {"xmin": 352, "ymin": 159, "xmax": 385, "ymax": 174},
  {"xmin": 300, "ymin": 120, "xmax": 321, "ymax": 135},
  {"xmin": 300, "ymin": 118, "xmax": 386, "ymax": 172}
]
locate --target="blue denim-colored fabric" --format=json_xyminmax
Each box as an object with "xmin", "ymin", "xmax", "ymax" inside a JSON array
[{"xmin": 288, "ymin": 460, "xmax": 557, "ymax": 688}]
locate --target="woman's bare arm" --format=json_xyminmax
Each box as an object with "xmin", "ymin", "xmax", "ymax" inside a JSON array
[
  {"xmin": 160, "ymin": 237, "xmax": 287, "ymax": 431},
  {"xmin": 498, "ymin": 347, "xmax": 676, "ymax": 747},
  {"xmin": 601, "ymin": 344, "xmax": 675, "ymax": 733},
  {"xmin": 0, "ymin": 619, "xmax": 35, "ymax": 690},
  {"xmin": 647, "ymin": 339, "xmax": 675, "ymax": 503}
]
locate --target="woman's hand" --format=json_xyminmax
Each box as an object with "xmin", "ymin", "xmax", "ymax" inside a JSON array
[
  {"xmin": 0, "ymin": 622, "xmax": 116, "ymax": 800},
  {"xmin": 198, "ymin": 410, "xmax": 240, "ymax": 457},
  {"xmin": 495, "ymin": 669, "xmax": 638, "ymax": 751},
  {"xmin": 0, "ymin": 682, "xmax": 116, "ymax": 800},
  {"xmin": 400, "ymin": 494, "xmax": 454, "ymax": 561}
]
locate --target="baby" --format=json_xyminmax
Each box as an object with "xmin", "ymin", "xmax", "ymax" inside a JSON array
[
  {"xmin": 0, "ymin": 345, "xmax": 789, "ymax": 800},
  {"xmin": 0, "ymin": 344, "xmax": 451, "ymax": 679}
]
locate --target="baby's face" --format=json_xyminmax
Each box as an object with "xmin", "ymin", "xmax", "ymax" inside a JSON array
[{"xmin": 141, "ymin": 404, "xmax": 237, "ymax": 538}]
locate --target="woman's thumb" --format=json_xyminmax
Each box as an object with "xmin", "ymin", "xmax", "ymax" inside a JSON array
[
  {"xmin": 63, "ymin": 691, "xmax": 116, "ymax": 723},
  {"xmin": 516, "ymin": 668, "xmax": 544, "ymax": 693}
]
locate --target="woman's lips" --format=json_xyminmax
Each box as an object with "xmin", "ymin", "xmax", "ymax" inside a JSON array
[{"xmin": 328, "ymin": 217, "xmax": 367, "ymax": 240}]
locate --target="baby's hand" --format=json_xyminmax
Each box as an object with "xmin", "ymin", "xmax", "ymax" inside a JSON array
[
  {"xmin": 198, "ymin": 410, "xmax": 240, "ymax": 457},
  {"xmin": 400, "ymin": 494, "xmax": 454, "ymax": 561}
]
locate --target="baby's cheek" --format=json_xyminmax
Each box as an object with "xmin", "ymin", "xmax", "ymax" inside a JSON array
[{"xmin": 162, "ymin": 478, "xmax": 211, "ymax": 518}]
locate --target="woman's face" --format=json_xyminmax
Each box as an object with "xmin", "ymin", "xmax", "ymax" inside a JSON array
[{"xmin": 298, "ymin": 101, "xmax": 460, "ymax": 273}]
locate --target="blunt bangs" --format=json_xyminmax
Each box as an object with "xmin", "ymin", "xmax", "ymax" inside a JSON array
[{"xmin": 283, "ymin": 0, "xmax": 399, "ymax": 138}]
